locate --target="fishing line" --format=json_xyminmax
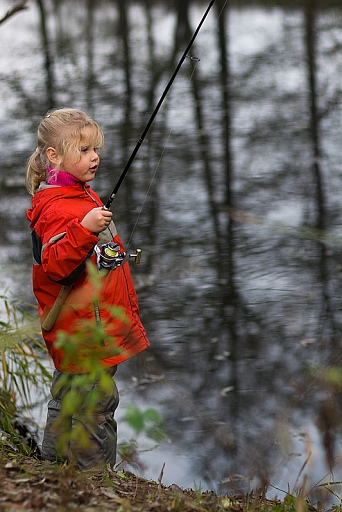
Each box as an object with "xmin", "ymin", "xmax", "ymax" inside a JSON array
[
  {"xmin": 125, "ymin": 59, "xmax": 201, "ymax": 248},
  {"xmin": 122, "ymin": 5, "xmax": 216, "ymax": 247},
  {"xmin": 120, "ymin": 0, "xmax": 229, "ymax": 247},
  {"xmin": 105, "ymin": 0, "xmax": 217, "ymax": 211},
  {"xmin": 216, "ymin": 0, "xmax": 228, "ymax": 22},
  {"xmin": 125, "ymin": 132, "xmax": 172, "ymax": 248}
]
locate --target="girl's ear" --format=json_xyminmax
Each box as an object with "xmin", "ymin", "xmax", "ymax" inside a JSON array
[{"xmin": 46, "ymin": 147, "xmax": 59, "ymax": 165}]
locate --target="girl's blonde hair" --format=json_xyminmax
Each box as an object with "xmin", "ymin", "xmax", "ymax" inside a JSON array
[{"xmin": 26, "ymin": 108, "xmax": 104, "ymax": 195}]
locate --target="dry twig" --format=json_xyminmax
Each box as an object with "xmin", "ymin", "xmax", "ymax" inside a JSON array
[{"xmin": 0, "ymin": 1, "xmax": 28, "ymax": 26}]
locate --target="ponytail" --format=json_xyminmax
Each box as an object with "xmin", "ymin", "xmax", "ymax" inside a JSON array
[{"xmin": 25, "ymin": 149, "xmax": 47, "ymax": 195}]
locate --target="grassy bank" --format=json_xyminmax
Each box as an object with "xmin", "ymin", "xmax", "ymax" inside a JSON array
[{"xmin": 0, "ymin": 445, "xmax": 319, "ymax": 512}]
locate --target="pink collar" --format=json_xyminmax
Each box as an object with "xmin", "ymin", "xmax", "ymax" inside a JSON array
[{"xmin": 46, "ymin": 167, "xmax": 81, "ymax": 186}]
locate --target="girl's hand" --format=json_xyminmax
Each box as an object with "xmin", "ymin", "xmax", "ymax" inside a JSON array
[{"xmin": 81, "ymin": 207, "xmax": 113, "ymax": 233}]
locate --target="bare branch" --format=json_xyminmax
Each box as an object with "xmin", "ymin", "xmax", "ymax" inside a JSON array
[{"xmin": 0, "ymin": 1, "xmax": 28, "ymax": 26}]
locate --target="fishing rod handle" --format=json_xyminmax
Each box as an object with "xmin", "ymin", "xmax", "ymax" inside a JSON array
[{"xmin": 41, "ymin": 284, "xmax": 73, "ymax": 332}]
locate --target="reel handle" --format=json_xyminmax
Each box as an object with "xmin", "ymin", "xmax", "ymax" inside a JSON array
[{"xmin": 129, "ymin": 249, "xmax": 142, "ymax": 264}]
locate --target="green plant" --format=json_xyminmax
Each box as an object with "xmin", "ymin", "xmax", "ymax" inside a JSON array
[
  {"xmin": 50, "ymin": 263, "xmax": 166, "ymax": 468},
  {"xmin": 117, "ymin": 405, "xmax": 167, "ymax": 471},
  {"xmin": 54, "ymin": 328, "xmax": 166, "ymax": 469},
  {"xmin": 0, "ymin": 293, "xmax": 50, "ymax": 454},
  {"xmin": 122, "ymin": 405, "xmax": 166, "ymax": 444}
]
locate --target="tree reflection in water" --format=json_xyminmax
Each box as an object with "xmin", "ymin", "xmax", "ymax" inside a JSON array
[{"xmin": 1, "ymin": 0, "xmax": 342, "ymax": 505}]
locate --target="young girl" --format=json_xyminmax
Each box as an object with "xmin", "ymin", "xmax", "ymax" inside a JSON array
[{"xmin": 26, "ymin": 108, "xmax": 150, "ymax": 469}]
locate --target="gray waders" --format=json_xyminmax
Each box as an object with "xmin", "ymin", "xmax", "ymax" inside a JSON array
[{"xmin": 41, "ymin": 365, "xmax": 119, "ymax": 469}]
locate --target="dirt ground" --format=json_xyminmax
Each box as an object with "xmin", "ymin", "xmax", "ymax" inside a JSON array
[{"xmin": 0, "ymin": 447, "xmax": 320, "ymax": 512}]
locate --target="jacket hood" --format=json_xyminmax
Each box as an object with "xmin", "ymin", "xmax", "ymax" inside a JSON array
[{"xmin": 27, "ymin": 182, "xmax": 92, "ymax": 228}]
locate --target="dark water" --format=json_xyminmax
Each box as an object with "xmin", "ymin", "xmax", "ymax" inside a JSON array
[{"xmin": 1, "ymin": 0, "xmax": 342, "ymax": 505}]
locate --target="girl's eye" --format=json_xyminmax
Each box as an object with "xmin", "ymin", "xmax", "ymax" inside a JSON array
[{"xmin": 81, "ymin": 147, "xmax": 100, "ymax": 154}]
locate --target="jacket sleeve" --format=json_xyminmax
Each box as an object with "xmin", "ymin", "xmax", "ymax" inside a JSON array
[{"xmin": 38, "ymin": 210, "xmax": 99, "ymax": 283}]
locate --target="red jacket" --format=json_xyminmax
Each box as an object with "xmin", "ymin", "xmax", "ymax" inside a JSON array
[{"xmin": 27, "ymin": 182, "xmax": 150, "ymax": 374}]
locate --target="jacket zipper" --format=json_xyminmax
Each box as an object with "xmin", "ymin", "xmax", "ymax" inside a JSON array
[
  {"xmin": 83, "ymin": 185, "xmax": 105, "ymax": 345},
  {"xmin": 83, "ymin": 184, "xmax": 101, "ymax": 206}
]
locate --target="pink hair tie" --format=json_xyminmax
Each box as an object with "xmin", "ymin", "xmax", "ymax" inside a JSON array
[{"xmin": 35, "ymin": 147, "xmax": 40, "ymax": 154}]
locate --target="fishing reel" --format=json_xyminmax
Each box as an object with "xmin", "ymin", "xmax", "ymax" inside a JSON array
[{"xmin": 95, "ymin": 242, "xmax": 141, "ymax": 277}]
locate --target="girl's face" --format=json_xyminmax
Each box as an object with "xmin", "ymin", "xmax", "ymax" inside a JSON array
[{"xmin": 60, "ymin": 126, "xmax": 101, "ymax": 182}]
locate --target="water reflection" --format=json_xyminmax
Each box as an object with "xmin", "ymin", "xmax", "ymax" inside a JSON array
[{"xmin": 1, "ymin": 0, "xmax": 342, "ymax": 505}]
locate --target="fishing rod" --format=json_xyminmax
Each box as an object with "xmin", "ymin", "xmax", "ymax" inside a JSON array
[{"xmin": 105, "ymin": 0, "xmax": 216, "ymax": 210}]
